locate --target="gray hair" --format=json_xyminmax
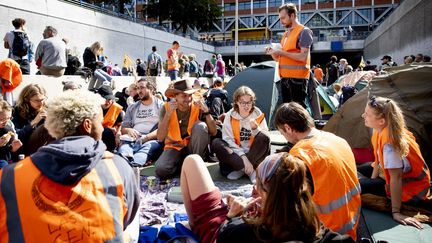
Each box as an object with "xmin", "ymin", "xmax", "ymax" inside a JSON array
[
  {"xmin": 45, "ymin": 26, "xmax": 58, "ymax": 36},
  {"xmin": 44, "ymin": 90, "xmax": 103, "ymax": 139}
]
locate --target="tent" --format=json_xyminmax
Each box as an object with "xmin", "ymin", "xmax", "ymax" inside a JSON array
[
  {"xmin": 224, "ymin": 61, "xmax": 336, "ymax": 128},
  {"xmin": 324, "ymin": 64, "xmax": 432, "ymax": 166}
]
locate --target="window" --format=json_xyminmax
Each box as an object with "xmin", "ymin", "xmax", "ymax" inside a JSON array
[
  {"xmin": 253, "ymin": 0, "xmax": 266, "ymax": 9},
  {"xmin": 300, "ymin": 13, "xmax": 313, "ymax": 23},
  {"xmin": 357, "ymin": 9, "xmax": 371, "ymax": 21},
  {"xmin": 321, "ymin": 11, "xmax": 334, "ymax": 23},
  {"xmin": 306, "ymin": 14, "xmax": 330, "ymax": 27},
  {"xmin": 268, "ymin": 0, "xmax": 281, "ymax": 8}
]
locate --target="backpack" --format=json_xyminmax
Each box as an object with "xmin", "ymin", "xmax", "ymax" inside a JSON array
[
  {"xmin": 12, "ymin": 31, "xmax": 30, "ymax": 57},
  {"xmin": 189, "ymin": 60, "xmax": 198, "ymax": 73},
  {"xmin": 149, "ymin": 53, "xmax": 158, "ymax": 70}
]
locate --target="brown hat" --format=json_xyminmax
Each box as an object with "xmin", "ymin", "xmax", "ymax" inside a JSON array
[{"xmin": 165, "ymin": 79, "xmax": 199, "ymax": 98}]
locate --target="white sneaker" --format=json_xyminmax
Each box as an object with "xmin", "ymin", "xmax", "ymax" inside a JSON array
[
  {"xmin": 227, "ymin": 170, "xmax": 245, "ymax": 180},
  {"xmin": 249, "ymin": 171, "xmax": 257, "ymax": 184}
]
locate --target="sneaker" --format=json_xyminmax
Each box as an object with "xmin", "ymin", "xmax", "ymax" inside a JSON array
[
  {"xmin": 227, "ymin": 170, "xmax": 245, "ymax": 180},
  {"xmin": 249, "ymin": 171, "xmax": 257, "ymax": 184}
]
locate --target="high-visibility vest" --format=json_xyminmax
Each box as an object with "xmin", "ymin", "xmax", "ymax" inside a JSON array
[
  {"xmin": 103, "ymin": 102, "xmax": 123, "ymax": 128},
  {"xmin": 231, "ymin": 113, "xmax": 265, "ymax": 147},
  {"xmin": 371, "ymin": 127, "xmax": 430, "ymax": 202},
  {"xmin": 164, "ymin": 102, "xmax": 200, "ymax": 151},
  {"xmin": 290, "ymin": 131, "xmax": 361, "ymax": 240},
  {"xmin": 314, "ymin": 67, "xmax": 323, "ymax": 82},
  {"xmin": 279, "ymin": 24, "xmax": 311, "ymax": 79},
  {"xmin": 0, "ymin": 152, "xmax": 128, "ymax": 242},
  {"xmin": 167, "ymin": 48, "xmax": 179, "ymax": 71}
]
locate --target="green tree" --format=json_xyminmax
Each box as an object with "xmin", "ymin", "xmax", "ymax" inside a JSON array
[{"xmin": 146, "ymin": 0, "xmax": 222, "ymax": 34}]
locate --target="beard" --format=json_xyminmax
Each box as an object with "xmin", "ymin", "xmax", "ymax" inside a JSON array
[{"xmin": 140, "ymin": 93, "xmax": 150, "ymax": 101}]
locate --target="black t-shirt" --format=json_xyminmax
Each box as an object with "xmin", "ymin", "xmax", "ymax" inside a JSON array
[{"xmin": 0, "ymin": 125, "xmax": 15, "ymax": 161}]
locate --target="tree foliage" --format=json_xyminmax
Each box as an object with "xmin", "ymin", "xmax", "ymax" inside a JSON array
[{"xmin": 146, "ymin": 0, "xmax": 222, "ymax": 34}]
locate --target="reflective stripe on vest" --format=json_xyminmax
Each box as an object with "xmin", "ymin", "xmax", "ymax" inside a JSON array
[
  {"xmin": 0, "ymin": 152, "xmax": 126, "ymax": 242},
  {"xmin": 1, "ymin": 163, "xmax": 25, "ymax": 243},
  {"xmin": 164, "ymin": 102, "xmax": 200, "ymax": 151},
  {"xmin": 103, "ymin": 102, "xmax": 123, "ymax": 128},
  {"xmin": 278, "ymin": 24, "xmax": 311, "ymax": 79},
  {"xmin": 290, "ymin": 131, "xmax": 360, "ymax": 240},
  {"xmin": 371, "ymin": 127, "xmax": 431, "ymax": 202},
  {"xmin": 231, "ymin": 113, "xmax": 265, "ymax": 147}
]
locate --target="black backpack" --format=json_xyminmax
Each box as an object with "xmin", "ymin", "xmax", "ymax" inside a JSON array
[{"xmin": 12, "ymin": 32, "xmax": 30, "ymax": 57}]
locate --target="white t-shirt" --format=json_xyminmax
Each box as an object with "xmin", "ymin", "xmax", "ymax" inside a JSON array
[{"xmin": 132, "ymin": 101, "xmax": 162, "ymax": 134}]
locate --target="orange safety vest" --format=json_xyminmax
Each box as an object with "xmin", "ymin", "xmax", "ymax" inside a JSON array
[
  {"xmin": 290, "ymin": 131, "xmax": 361, "ymax": 240},
  {"xmin": 103, "ymin": 102, "xmax": 123, "ymax": 128},
  {"xmin": 371, "ymin": 127, "xmax": 430, "ymax": 202},
  {"xmin": 167, "ymin": 48, "xmax": 179, "ymax": 71},
  {"xmin": 314, "ymin": 67, "xmax": 323, "ymax": 82},
  {"xmin": 279, "ymin": 24, "xmax": 311, "ymax": 79},
  {"xmin": 231, "ymin": 113, "xmax": 265, "ymax": 147},
  {"xmin": 0, "ymin": 152, "xmax": 128, "ymax": 242},
  {"xmin": 164, "ymin": 102, "xmax": 200, "ymax": 151}
]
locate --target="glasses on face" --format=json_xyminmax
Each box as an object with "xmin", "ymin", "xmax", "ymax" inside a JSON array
[
  {"xmin": 238, "ymin": 101, "xmax": 253, "ymax": 106},
  {"xmin": 0, "ymin": 116, "xmax": 11, "ymax": 124},
  {"xmin": 30, "ymin": 97, "xmax": 46, "ymax": 104}
]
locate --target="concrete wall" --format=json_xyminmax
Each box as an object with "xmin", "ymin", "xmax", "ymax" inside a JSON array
[
  {"xmin": 364, "ymin": 0, "xmax": 432, "ymax": 66},
  {"xmin": 0, "ymin": 0, "xmax": 215, "ymax": 74}
]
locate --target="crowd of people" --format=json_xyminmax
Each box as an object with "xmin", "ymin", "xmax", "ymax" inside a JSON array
[{"xmin": 0, "ymin": 2, "xmax": 431, "ymax": 243}]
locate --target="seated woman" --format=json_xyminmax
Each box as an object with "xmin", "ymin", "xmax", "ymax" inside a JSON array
[
  {"xmin": 211, "ymin": 86, "xmax": 270, "ymax": 182},
  {"xmin": 360, "ymin": 96, "xmax": 430, "ymax": 229},
  {"xmin": 180, "ymin": 153, "xmax": 355, "ymax": 243},
  {"xmin": 12, "ymin": 84, "xmax": 49, "ymax": 155},
  {"xmin": 83, "ymin": 41, "xmax": 113, "ymax": 90}
]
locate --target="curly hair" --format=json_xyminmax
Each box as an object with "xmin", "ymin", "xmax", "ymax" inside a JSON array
[
  {"xmin": 16, "ymin": 84, "xmax": 47, "ymax": 120},
  {"xmin": 44, "ymin": 90, "xmax": 103, "ymax": 139}
]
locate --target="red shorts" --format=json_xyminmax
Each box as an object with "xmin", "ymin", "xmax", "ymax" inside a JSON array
[{"xmin": 191, "ymin": 189, "xmax": 228, "ymax": 243}]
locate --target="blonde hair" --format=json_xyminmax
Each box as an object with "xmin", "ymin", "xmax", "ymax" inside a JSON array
[
  {"xmin": 232, "ymin": 86, "xmax": 256, "ymax": 113},
  {"xmin": 0, "ymin": 100, "xmax": 12, "ymax": 113},
  {"xmin": 368, "ymin": 96, "xmax": 409, "ymax": 157},
  {"xmin": 89, "ymin": 41, "xmax": 103, "ymax": 56},
  {"xmin": 333, "ymin": 83, "xmax": 342, "ymax": 92},
  {"xmin": 44, "ymin": 90, "xmax": 103, "ymax": 139},
  {"xmin": 16, "ymin": 84, "xmax": 47, "ymax": 120}
]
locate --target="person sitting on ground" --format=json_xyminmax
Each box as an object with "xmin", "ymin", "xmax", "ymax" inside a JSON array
[
  {"xmin": 62, "ymin": 80, "xmax": 81, "ymax": 91},
  {"xmin": 118, "ymin": 79, "xmax": 164, "ymax": 167},
  {"xmin": 211, "ymin": 86, "xmax": 270, "ymax": 182},
  {"xmin": 83, "ymin": 41, "xmax": 113, "ymax": 90},
  {"xmin": 274, "ymin": 102, "xmax": 361, "ymax": 240},
  {"xmin": 35, "ymin": 26, "xmax": 67, "ymax": 77},
  {"xmin": 0, "ymin": 90, "xmax": 140, "ymax": 241},
  {"xmin": 359, "ymin": 96, "xmax": 430, "ymax": 229},
  {"xmin": 97, "ymin": 85, "xmax": 124, "ymax": 152},
  {"xmin": 12, "ymin": 84, "xmax": 48, "ymax": 155},
  {"xmin": 180, "ymin": 153, "xmax": 355, "ymax": 243},
  {"xmin": 333, "ymin": 83, "xmax": 343, "ymax": 106},
  {"xmin": 204, "ymin": 77, "xmax": 230, "ymax": 121},
  {"xmin": 155, "ymin": 79, "xmax": 217, "ymax": 179},
  {"xmin": 0, "ymin": 100, "xmax": 22, "ymax": 168}
]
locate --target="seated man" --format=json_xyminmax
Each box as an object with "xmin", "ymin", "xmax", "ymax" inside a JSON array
[
  {"xmin": 0, "ymin": 90, "xmax": 139, "ymax": 241},
  {"xmin": 118, "ymin": 79, "xmax": 164, "ymax": 166},
  {"xmin": 35, "ymin": 26, "xmax": 67, "ymax": 77},
  {"xmin": 274, "ymin": 102, "xmax": 361, "ymax": 240},
  {"xmin": 97, "ymin": 85, "xmax": 124, "ymax": 151},
  {"xmin": 204, "ymin": 77, "xmax": 230, "ymax": 120},
  {"xmin": 155, "ymin": 79, "xmax": 217, "ymax": 179}
]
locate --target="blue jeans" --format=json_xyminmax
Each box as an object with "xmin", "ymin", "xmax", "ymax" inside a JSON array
[
  {"xmin": 0, "ymin": 160, "xmax": 9, "ymax": 169},
  {"xmin": 118, "ymin": 140, "xmax": 163, "ymax": 166},
  {"xmin": 168, "ymin": 70, "xmax": 178, "ymax": 81}
]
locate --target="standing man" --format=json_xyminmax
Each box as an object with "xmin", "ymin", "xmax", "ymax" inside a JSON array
[
  {"xmin": 167, "ymin": 41, "xmax": 181, "ymax": 81},
  {"xmin": 155, "ymin": 79, "xmax": 217, "ymax": 179},
  {"xmin": 118, "ymin": 79, "xmax": 164, "ymax": 166},
  {"xmin": 0, "ymin": 90, "xmax": 140, "ymax": 242},
  {"xmin": 274, "ymin": 102, "xmax": 361, "ymax": 240},
  {"xmin": 3, "ymin": 18, "xmax": 32, "ymax": 74},
  {"xmin": 35, "ymin": 26, "xmax": 67, "ymax": 77},
  {"xmin": 148, "ymin": 46, "xmax": 162, "ymax": 77},
  {"xmin": 136, "ymin": 58, "xmax": 146, "ymax": 76},
  {"xmin": 266, "ymin": 3, "xmax": 313, "ymax": 107}
]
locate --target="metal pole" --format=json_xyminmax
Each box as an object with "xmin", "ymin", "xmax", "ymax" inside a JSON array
[{"xmin": 234, "ymin": 0, "xmax": 239, "ymax": 74}]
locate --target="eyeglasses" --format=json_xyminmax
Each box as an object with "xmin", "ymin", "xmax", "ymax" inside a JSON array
[
  {"xmin": 238, "ymin": 101, "xmax": 253, "ymax": 106},
  {"xmin": 0, "ymin": 117, "xmax": 11, "ymax": 124},
  {"xmin": 30, "ymin": 97, "xmax": 46, "ymax": 104}
]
